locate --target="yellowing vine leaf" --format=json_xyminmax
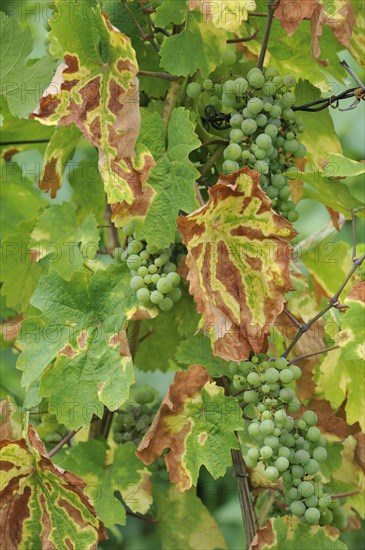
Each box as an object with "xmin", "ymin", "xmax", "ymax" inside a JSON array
[
  {"xmin": 0, "ymin": 423, "xmax": 106, "ymax": 549},
  {"xmin": 177, "ymin": 169, "xmax": 296, "ymax": 362},
  {"xmin": 189, "ymin": 0, "xmax": 256, "ymax": 31},
  {"xmin": 137, "ymin": 365, "xmax": 243, "ymax": 491},
  {"xmin": 31, "ymin": 2, "xmax": 153, "ymax": 205}
]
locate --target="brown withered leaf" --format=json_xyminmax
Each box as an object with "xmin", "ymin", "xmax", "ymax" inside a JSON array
[
  {"xmin": 311, "ymin": 1, "xmax": 355, "ymax": 61},
  {"xmin": 178, "ymin": 168, "xmax": 296, "ymax": 362},
  {"xmin": 274, "ymin": 0, "xmax": 318, "ymax": 36}
]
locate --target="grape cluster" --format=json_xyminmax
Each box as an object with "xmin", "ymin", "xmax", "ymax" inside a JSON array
[
  {"xmin": 113, "ymin": 222, "xmax": 184, "ymax": 312},
  {"xmin": 188, "ymin": 66, "xmax": 306, "ymax": 222},
  {"xmin": 230, "ymin": 355, "xmax": 347, "ymax": 526},
  {"xmin": 113, "ymin": 390, "xmax": 157, "ymax": 447}
]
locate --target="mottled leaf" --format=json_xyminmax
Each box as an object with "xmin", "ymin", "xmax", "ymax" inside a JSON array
[
  {"xmin": 310, "ymin": 0, "xmax": 355, "ymax": 61},
  {"xmin": 189, "ymin": 0, "xmax": 255, "ymax": 31},
  {"xmin": 154, "ymin": 484, "xmax": 227, "ymax": 550},
  {"xmin": 39, "ymin": 125, "xmax": 81, "ymax": 198},
  {"xmin": 332, "ymin": 435, "xmax": 365, "ymax": 518},
  {"xmin": 17, "ymin": 265, "xmax": 145, "ymax": 428},
  {"xmin": 274, "ymin": 0, "xmax": 318, "ymax": 36},
  {"xmin": 159, "ymin": 11, "xmax": 227, "ymax": 77},
  {"xmin": 0, "ymin": 424, "xmax": 106, "ymax": 549},
  {"xmin": 351, "ymin": 1, "xmax": 365, "ymax": 67},
  {"xmin": 57, "ymin": 440, "xmax": 152, "ymax": 528},
  {"xmin": 137, "ymin": 365, "xmax": 243, "ymax": 491},
  {"xmin": 338, "ymin": 281, "xmax": 365, "ymax": 363},
  {"xmin": 31, "ymin": 2, "xmax": 153, "ymax": 205},
  {"xmin": 0, "ymin": 12, "xmax": 56, "ymax": 118},
  {"xmin": 112, "ymin": 108, "xmax": 201, "ymax": 248},
  {"xmin": 178, "ymin": 168, "xmax": 296, "ymax": 362},
  {"xmin": 29, "ymin": 202, "xmax": 100, "ymax": 280},
  {"xmin": 250, "ymin": 515, "xmax": 346, "ymax": 550}
]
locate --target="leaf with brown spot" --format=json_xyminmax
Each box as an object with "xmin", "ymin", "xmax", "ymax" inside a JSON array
[
  {"xmin": 137, "ymin": 365, "xmax": 243, "ymax": 491},
  {"xmin": 310, "ymin": 1, "xmax": 355, "ymax": 61},
  {"xmin": 31, "ymin": 2, "xmax": 153, "ymax": 205},
  {"xmin": 274, "ymin": 0, "xmax": 318, "ymax": 36},
  {"xmin": 0, "ymin": 423, "xmax": 106, "ymax": 549},
  {"xmin": 177, "ymin": 168, "xmax": 296, "ymax": 362}
]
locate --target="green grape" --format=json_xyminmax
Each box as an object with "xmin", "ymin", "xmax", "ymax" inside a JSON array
[
  {"xmin": 245, "ymin": 456, "xmax": 258, "ymax": 468},
  {"xmin": 222, "ymin": 159, "xmax": 240, "ymax": 174},
  {"xmin": 285, "ymin": 166, "xmax": 299, "ymax": 180},
  {"xmin": 264, "ymin": 466, "xmax": 279, "ymax": 481},
  {"xmin": 295, "ymin": 449, "xmax": 310, "ymax": 465},
  {"xmin": 247, "ymin": 447, "xmax": 260, "ymax": 461},
  {"xmin": 163, "ymin": 262, "xmax": 177, "ymax": 273},
  {"xmin": 224, "ymin": 143, "xmax": 242, "ymax": 161},
  {"xmin": 114, "ymin": 433, "xmax": 123, "ymax": 443},
  {"xmin": 247, "ymin": 372, "xmax": 260, "ymax": 386},
  {"xmin": 287, "ymin": 487, "xmax": 299, "ymax": 501},
  {"xmin": 166, "ymin": 272, "xmax": 180, "ymax": 287},
  {"xmin": 312, "ymin": 447, "xmax": 328, "ymax": 462},
  {"xmin": 291, "ymin": 464, "xmax": 304, "ymax": 479},
  {"xmin": 143, "ymin": 274, "xmax": 152, "ymax": 285},
  {"xmin": 243, "ymin": 390, "xmax": 259, "ymax": 403},
  {"xmin": 127, "ymin": 254, "xmax": 142, "ymax": 270},
  {"xmin": 265, "ymin": 367, "xmax": 279, "ymax": 383},
  {"xmin": 138, "ymin": 266, "xmax": 149, "ymax": 277},
  {"xmin": 113, "ymin": 247, "xmax": 124, "ymax": 261},
  {"xmin": 305, "ymin": 507, "xmax": 321, "ymax": 525},
  {"xmin": 235, "ymin": 77, "xmax": 248, "ymax": 94},
  {"xmin": 187, "ymin": 82, "xmax": 202, "ymax": 99},
  {"xmin": 305, "ymin": 496, "xmax": 319, "ymax": 508},
  {"xmin": 130, "ymin": 275, "xmax": 145, "ymax": 290},
  {"xmin": 270, "ymin": 104, "xmax": 282, "ymax": 117},
  {"xmin": 307, "ymin": 426, "xmax": 321, "ymax": 442},
  {"xmin": 275, "ymin": 456, "xmax": 290, "ymax": 472},
  {"xmin": 287, "ymin": 398, "xmax": 301, "ymax": 413},
  {"xmin": 222, "ymin": 50, "xmax": 237, "ymax": 65},
  {"xmin": 230, "ymin": 129, "xmax": 244, "ymax": 143},
  {"xmin": 150, "ymin": 290, "xmax": 164, "ymax": 304},
  {"xmin": 284, "ymin": 139, "xmax": 299, "ymax": 153},
  {"xmin": 247, "ymin": 97, "xmax": 264, "ymax": 114},
  {"xmin": 299, "ymin": 481, "xmax": 315, "ymax": 498},
  {"xmin": 248, "ymin": 422, "xmax": 260, "ymax": 437},
  {"xmin": 159, "ymin": 297, "xmax": 173, "ymax": 312},
  {"xmin": 230, "ymin": 113, "xmax": 244, "ymax": 128},
  {"xmin": 265, "ymin": 67, "xmax": 280, "ymax": 78},
  {"xmin": 262, "ymin": 81, "xmax": 276, "ymax": 96},
  {"xmin": 279, "ymin": 388, "xmax": 294, "ymax": 402},
  {"xmin": 266, "ymin": 186, "xmax": 279, "ymax": 199},
  {"xmin": 241, "ymin": 119, "xmax": 258, "ymax": 135},
  {"xmin": 256, "ymin": 113, "xmax": 268, "ymax": 127},
  {"xmin": 278, "ymin": 185, "xmax": 291, "ymax": 201},
  {"xmin": 290, "ymin": 501, "xmax": 306, "ymax": 517},
  {"xmin": 156, "ymin": 278, "xmax": 173, "ymax": 294},
  {"xmin": 137, "ymin": 288, "xmax": 150, "ymax": 303},
  {"xmin": 264, "ymin": 124, "xmax": 279, "ymax": 139},
  {"xmin": 287, "ymin": 211, "xmax": 300, "ymax": 223},
  {"xmin": 151, "ymin": 273, "xmax": 160, "ymax": 285},
  {"xmin": 168, "ymin": 287, "xmax": 182, "ymax": 303},
  {"xmin": 122, "ymin": 221, "xmax": 136, "ymax": 236},
  {"xmin": 279, "ymin": 369, "xmax": 294, "ymax": 384},
  {"xmin": 256, "ymin": 133, "xmax": 272, "ymax": 150},
  {"xmin": 295, "ymin": 144, "xmax": 307, "ymax": 158},
  {"xmin": 248, "ymin": 70, "xmax": 265, "ymax": 89},
  {"xmin": 254, "ymin": 160, "xmax": 269, "ymax": 174},
  {"xmin": 146, "ymin": 243, "xmax": 159, "ymax": 254},
  {"xmin": 304, "ymin": 459, "xmax": 320, "ymax": 475},
  {"xmin": 260, "ymin": 446, "xmax": 274, "ymax": 460},
  {"xmin": 147, "ymin": 264, "xmax": 157, "ymax": 274},
  {"xmin": 260, "ymin": 419, "xmax": 275, "ymax": 435},
  {"xmin": 264, "ymin": 435, "xmax": 279, "ymax": 449},
  {"xmin": 203, "ymin": 78, "xmax": 213, "ymax": 91},
  {"xmin": 318, "ymin": 495, "xmax": 332, "ymax": 508}
]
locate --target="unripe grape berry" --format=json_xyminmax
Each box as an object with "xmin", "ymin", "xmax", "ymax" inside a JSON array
[
  {"xmin": 224, "ymin": 143, "xmax": 242, "ymax": 161},
  {"xmin": 157, "ymin": 278, "xmax": 173, "ymax": 294},
  {"xmin": 230, "ymin": 113, "xmax": 244, "ymax": 128},
  {"xmin": 302, "ymin": 410, "xmax": 318, "ymax": 426},
  {"xmin": 307, "ymin": 426, "xmax": 321, "ymax": 442},
  {"xmin": 304, "ymin": 459, "xmax": 320, "ymax": 475},
  {"xmin": 247, "ymin": 372, "xmax": 260, "ymax": 386},
  {"xmin": 230, "ymin": 129, "xmax": 244, "ymax": 143},
  {"xmin": 305, "ymin": 507, "xmax": 321, "ymax": 525},
  {"xmin": 275, "ymin": 456, "xmax": 290, "ymax": 472},
  {"xmin": 299, "ymin": 481, "xmax": 315, "ymax": 498},
  {"xmin": 295, "ymin": 449, "xmax": 310, "ymax": 465},
  {"xmin": 168, "ymin": 287, "xmax": 182, "ymax": 303},
  {"xmin": 130, "ymin": 276, "xmax": 145, "ymax": 290},
  {"xmin": 241, "ymin": 119, "xmax": 258, "ymax": 135},
  {"xmin": 248, "ymin": 422, "xmax": 260, "ymax": 437},
  {"xmin": 256, "ymin": 133, "xmax": 272, "ymax": 150},
  {"xmin": 222, "ymin": 159, "xmax": 240, "ymax": 174},
  {"xmin": 312, "ymin": 447, "xmax": 327, "ymax": 462},
  {"xmin": 159, "ymin": 297, "xmax": 173, "ymax": 311},
  {"xmin": 291, "ymin": 465, "xmax": 304, "ymax": 478},
  {"xmin": 222, "ymin": 50, "xmax": 237, "ymax": 65},
  {"xmin": 186, "ymin": 82, "xmax": 202, "ymax": 99},
  {"xmin": 264, "ymin": 466, "xmax": 279, "ymax": 481},
  {"xmin": 243, "ymin": 390, "xmax": 259, "ymax": 403},
  {"xmin": 260, "ymin": 446, "xmax": 273, "ymax": 460},
  {"xmin": 265, "ymin": 368, "xmax": 279, "ymax": 383},
  {"xmin": 290, "ymin": 501, "xmax": 306, "ymax": 516},
  {"xmin": 247, "ymin": 447, "xmax": 260, "ymax": 461}
]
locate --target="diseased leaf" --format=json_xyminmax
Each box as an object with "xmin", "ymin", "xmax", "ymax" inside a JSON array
[
  {"xmin": 57, "ymin": 440, "xmax": 152, "ymax": 528},
  {"xmin": 0, "ymin": 12, "xmax": 56, "ymax": 118},
  {"xmin": 189, "ymin": 0, "xmax": 255, "ymax": 31},
  {"xmin": 178, "ymin": 168, "xmax": 296, "ymax": 362},
  {"xmin": 310, "ymin": 0, "xmax": 355, "ymax": 61},
  {"xmin": 250, "ymin": 515, "xmax": 346, "ymax": 550},
  {"xmin": 112, "ymin": 108, "xmax": 201, "ymax": 248},
  {"xmin": 351, "ymin": 1, "xmax": 365, "ymax": 67},
  {"xmin": 31, "ymin": 2, "xmax": 154, "ymax": 205},
  {"xmin": 338, "ymin": 281, "xmax": 365, "ymax": 363},
  {"xmin": 154, "ymin": 484, "xmax": 227, "ymax": 550},
  {"xmin": 38, "ymin": 125, "xmax": 81, "ymax": 198},
  {"xmin": 274, "ymin": 0, "xmax": 318, "ymax": 36},
  {"xmin": 159, "ymin": 11, "xmax": 227, "ymax": 77},
  {"xmin": 137, "ymin": 365, "xmax": 243, "ymax": 491},
  {"xmin": 0, "ymin": 423, "xmax": 106, "ymax": 549},
  {"xmin": 17, "ymin": 265, "xmax": 147, "ymax": 428},
  {"xmin": 29, "ymin": 202, "xmax": 100, "ymax": 280}
]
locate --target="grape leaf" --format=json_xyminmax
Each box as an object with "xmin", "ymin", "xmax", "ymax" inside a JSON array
[
  {"xmin": 0, "ymin": 159, "xmax": 47, "ymax": 237},
  {"xmin": 338, "ymin": 281, "xmax": 365, "ymax": 363},
  {"xmin": 0, "ymin": 97, "xmax": 53, "ymax": 148},
  {"xmin": 0, "ymin": 218, "xmax": 46, "ymax": 312},
  {"xmin": 332, "ymin": 435, "xmax": 365, "ymax": 518},
  {"xmin": 250, "ymin": 515, "xmax": 346, "ymax": 550},
  {"xmin": 155, "ymin": 0, "xmax": 187, "ymax": 26},
  {"xmin": 178, "ymin": 168, "xmax": 296, "ymax": 362},
  {"xmin": 17, "ymin": 265, "xmax": 144, "ymax": 428},
  {"xmin": 154, "ymin": 484, "xmax": 227, "ymax": 550},
  {"xmin": 57, "ymin": 440, "xmax": 152, "ymax": 528},
  {"xmin": 29, "ymin": 202, "xmax": 100, "ymax": 280},
  {"xmin": 0, "ymin": 12, "xmax": 56, "ymax": 118},
  {"xmin": 137, "ymin": 365, "xmax": 243, "ymax": 491},
  {"xmin": 69, "ymin": 159, "xmax": 106, "ymax": 225},
  {"xmin": 31, "ymin": 1, "xmax": 154, "ymax": 205},
  {"xmin": 0, "ymin": 423, "xmax": 106, "ymax": 549},
  {"xmin": 351, "ymin": 1, "xmax": 365, "ymax": 67},
  {"xmin": 274, "ymin": 0, "xmax": 318, "ymax": 36},
  {"xmin": 159, "ymin": 11, "xmax": 227, "ymax": 77},
  {"xmin": 38, "ymin": 125, "xmax": 81, "ymax": 198},
  {"xmin": 175, "ymin": 333, "xmax": 231, "ymax": 377},
  {"xmin": 112, "ymin": 107, "xmax": 201, "ymax": 248},
  {"xmin": 189, "ymin": 0, "xmax": 255, "ymax": 31}
]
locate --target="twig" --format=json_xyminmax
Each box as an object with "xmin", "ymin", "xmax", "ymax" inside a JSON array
[
  {"xmin": 138, "ymin": 70, "xmax": 178, "ymax": 81},
  {"xmin": 287, "ymin": 345, "xmax": 340, "ymax": 365},
  {"xmin": 195, "ymin": 182, "xmax": 206, "ymax": 206},
  {"xmin": 47, "ymin": 429, "xmax": 78, "ymax": 458},
  {"xmin": 282, "ymin": 253, "xmax": 365, "ymax": 358},
  {"xmin": 0, "ymin": 139, "xmax": 50, "ymax": 146},
  {"xmin": 199, "ymin": 144, "xmax": 226, "ymax": 179},
  {"xmin": 283, "ymin": 309, "xmax": 301, "ymax": 329},
  {"xmin": 257, "ymin": 1, "xmax": 279, "ymax": 70},
  {"xmin": 200, "ymin": 139, "xmax": 229, "ymax": 148},
  {"xmin": 332, "ymin": 490, "xmax": 360, "ymax": 500},
  {"xmin": 227, "ymin": 31, "xmax": 258, "ymax": 44},
  {"xmin": 123, "ymin": 0, "xmax": 159, "ymax": 52},
  {"xmin": 126, "ymin": 510, "xmax": 158, "ymax": 524},
  {"xmin": 154, "ymin": 26, "xmax": 171, "ymax": 37}
]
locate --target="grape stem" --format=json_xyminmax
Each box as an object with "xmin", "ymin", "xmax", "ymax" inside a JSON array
[
  {"xmin": 287, "ymin": 345, "xmax": 340, "ymax": 365},
  {"xmin": 126, "ymin": 510, "xmax": 158, "ymax": 524},
  {"xmin": 227, "ymin": 31, "xmax": 258, "ymax": 44},
  {"xmin": 332, "ymin": 490, "xmax": 360, "ymax": 500},
  {"xmin": 138, "ymin": 70, "xmax": 178, "ymax": 82},
  {"xmin": 47, "ymin": 429, "xmax": 80, "ymax": 459},
  {"xmin": 257, "ymin": 0, "xmax": 280, "ymax": 71}
]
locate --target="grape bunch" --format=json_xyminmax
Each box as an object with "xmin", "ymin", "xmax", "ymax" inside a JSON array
[
  {"xmin": 187, "ymin": 66, "xmax": 306, "ymax": 222},
  {"xmin": 230, "ymin": 355, "xmax": 347, "ymax": 527},
  {"xmin": 113, "ymin": 222, "xmax": 185, "ymax": 312},
  {"xmin": 113, "ymin": 390, "xmax": 157, "ymax": 447}
]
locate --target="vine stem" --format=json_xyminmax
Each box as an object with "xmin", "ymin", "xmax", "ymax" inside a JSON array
[
  {"xmin": 138, "ymin": 70, "xmax": 178, "ymax": 81},
  {"xmin": 47, "ymin": 429, "xmax": 79, "ymax": 458},
  {"xmin": 257, "ymin": 1, "xmax": 279, "ymax": 70},
  {"xmin": 282, "ymin": 253, "xmax": 365, "ymax": 358},
  {"xmin": 126, "ymin": 510, "xmax": 158, "ymax": 524},
  {"xmin": 287, "ymin": 345, "xmax": 340, "ymax": 365}
]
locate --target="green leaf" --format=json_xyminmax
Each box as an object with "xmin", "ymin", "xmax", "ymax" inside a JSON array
[
  {"xmin": 154, "ymin": 485, "xmax": 227, "ymax": 550},
  {"xmin": 0, "ymin": 96, "xmax": 54, "ymax": 146},
  {"xmin": 338, "ymin": 282, "xmax": 365, "ymax": 363},
  {"xmin": 319, "ymin": 440, "xmax": 344, "ymax": 479},
  {"xmin": 0, "ymin": 424, "xmax": 106, "ymax": 548},
  {"xmin": 0, "ymin": 218, "xmax": 46, "ymax": 311},
  {"xmin": 251, "ymin": 515, "xmax": 346, "ymax": 549},
  {"xmin": 120, "ymin": 107, "xmax": 201, "ymax": 248},
  {"xmin": 38, "ymin": 125, "xmax": 81, "ymax": 198},
  {"xmin": 155, "ymin": 0, "xmax": 187, "ymax": 26},
  {"xmin": 137, "ymin": 365, "xmax": 243, "ymax": 491},
  {"xmin": 57, "ymin": 440, "xmax": 152, "ymax": 528},
  {"xmin": 0, "ymin": 159, "xmax": 47, "ymax": 238},
  {"xmin": 175, "ymin": 333, "xmax": 231, "ymax": 377},
  {"xmin": 29, "ymin": 202, "xmax": 100, "ymax": 280},
  {"xmin": 159, "ymin": 11, "xmax": 227, "ymax": 77},
  {"xmin": 17, "ymin": 265, "xmax": 141, "ymax": 428},
  {"xmin": 69, "ymin": 159, "xmax": 106, "ymax": 225},
  {"xmin": 0, "ymin": 12, "xmax": 56, "ymax": 118}
]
